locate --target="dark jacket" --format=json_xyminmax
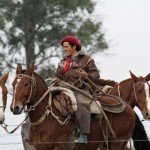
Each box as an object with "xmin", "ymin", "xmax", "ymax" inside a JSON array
[
  {"xmin": 55, "ymin": 51, "xmax": 100, "ymax": 85},
  {"xmin": 55, "ymin": 51, "xmax": 116, "ymax": 88}
]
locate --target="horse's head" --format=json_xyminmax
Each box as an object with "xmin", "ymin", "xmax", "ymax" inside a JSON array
[
  {"xmin": 0, "ymin": 73, "xmax": 9, "ymax": 124},
  {"xmin": 10, "ymin": 63, "xmax": 36, "ymax": 115},
  {"xmin": 130, "ymin": 71, "xmax": 150, "ymax": 119}
]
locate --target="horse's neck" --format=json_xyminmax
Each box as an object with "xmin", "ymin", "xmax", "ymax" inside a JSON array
[{"xmin": 111, "ymin": 80, "xmax": 136, "ymax": 107}]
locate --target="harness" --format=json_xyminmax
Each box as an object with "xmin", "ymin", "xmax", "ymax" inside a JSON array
[{"xmin": 16, "ymin": 75, "xmax": 72, "ymax": 126}]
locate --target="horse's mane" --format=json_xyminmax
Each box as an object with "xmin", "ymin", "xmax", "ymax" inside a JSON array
[
  {"xmin": 120, "ymin": 76, "xmax": 144, "ymax": 86},
  {"xmin": 33, "ymin": 72, "xmax": 48, "ymax": 88},
  {"xmin": 120, "ymin": 78, "xmax": 132, "ymax": 86},
  {"xmin": 112, "ymin": 78, "xmax": 133, "ymax": 92}
]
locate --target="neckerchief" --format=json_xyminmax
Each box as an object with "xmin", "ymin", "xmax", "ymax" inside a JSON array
[{"xmin": 63, "ymin": 57, "xmax": 72, "ymax": 74}]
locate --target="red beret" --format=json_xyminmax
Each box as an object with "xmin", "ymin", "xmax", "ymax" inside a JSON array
[{"xmin": 61, "ymin": 36, "xmax": 81, "ymax": 50}]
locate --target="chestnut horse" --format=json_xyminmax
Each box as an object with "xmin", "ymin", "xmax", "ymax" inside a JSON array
[
  {"xmin": 110, "ymin": 71, "xmax": 150, "ymax": 150},
  {"xmin": 0, "ymin": 73, "xmax": 9, "ymax": 124},
  {"xmin": 10, "ymin": 64, "xmax": 135, "ymax": 150}
]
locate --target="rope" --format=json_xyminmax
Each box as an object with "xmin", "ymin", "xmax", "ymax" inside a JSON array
[{"xmin": 1, "ymin": 116, "xmax": 28, "ymax": 134}]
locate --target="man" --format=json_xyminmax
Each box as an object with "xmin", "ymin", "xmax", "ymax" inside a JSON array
[
  {"xmin": 55, "ymin": 35, "xmax": 116, "ymax": 143},
  {"xmin": 55, "ymin": 36, "xmax": 101, "ymax": 90}
]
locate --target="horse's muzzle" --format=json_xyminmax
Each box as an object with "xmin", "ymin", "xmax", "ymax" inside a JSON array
[
  {"xmin": 0, "ymin": 118, "xmax": 4, "ymax": 124},
  {"xmin": 10, "ymin": 106, "xmax": 23, "ymax": 115}
]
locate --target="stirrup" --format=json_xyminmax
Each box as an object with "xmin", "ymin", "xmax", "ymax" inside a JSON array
[{"xmin": 74, "ymin": 134, "xmax": 88, "ymax": 144}]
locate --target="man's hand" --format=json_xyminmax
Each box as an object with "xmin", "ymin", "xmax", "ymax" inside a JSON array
[{"xmin": 77, "ymin": 69, "xmax": 88, "ymax": 78}]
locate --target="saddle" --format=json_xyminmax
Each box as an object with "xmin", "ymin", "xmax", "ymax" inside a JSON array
[{"xmin": 51, "ymin": 86, "xmax": 102, "ymax": 116}]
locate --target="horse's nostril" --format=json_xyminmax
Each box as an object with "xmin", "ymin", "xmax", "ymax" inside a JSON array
[
  {"xmin": 12, "ymin": 105, "xmax": 22, "ymax": 114},
  {"xmin": 14, "ymin": 106, "xmax": 20, "ymax": 111}
]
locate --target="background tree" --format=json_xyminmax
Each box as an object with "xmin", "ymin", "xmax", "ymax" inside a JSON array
[{"xmin": 0, "ymin": 0, "xmax": 108, "ymax": 78}]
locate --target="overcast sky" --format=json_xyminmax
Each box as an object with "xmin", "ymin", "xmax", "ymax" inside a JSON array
[{"xmin": 93, "ymin": 0, "xmax": 150, "ymax": 81}]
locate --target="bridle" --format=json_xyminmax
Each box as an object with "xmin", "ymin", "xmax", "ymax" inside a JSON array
[
  {"xmin": 16, "ymin": 74, "xmax": 36, "ymax": 105},
  {"xmin": 117, "ymin": 81, "xmax": 147, "ymax": 109},
  {"xmin": 132, "ymin": 81, "xmax": 145, "ymax": 109}
]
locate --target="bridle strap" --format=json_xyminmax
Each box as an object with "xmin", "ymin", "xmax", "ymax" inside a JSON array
[
  {"xmin": 117, "ymin": 84, "xmax": 121, "ymax": 97},
  {"xmin": 17, "ymin": 74, "xmax": 36, "ymax": 104},
  {"xmin": 133, "ymin": 82, "xmax": 144, "ymax": 109},
  {"xmin": 17, "ymin": 74, "xmax": 36, "ymax": 84},
  {"xmin": 26, "ymin": 87, "xmax": 52, "ymax": 112},
  {"xmin": 30, "ymin": 91, "xmax": 71, "ymax": 126}
]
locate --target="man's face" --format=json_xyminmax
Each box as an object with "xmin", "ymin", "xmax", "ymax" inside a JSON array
[{"xmin": 63, "ymin": 42, "xmax": 76, "ymax": 57}]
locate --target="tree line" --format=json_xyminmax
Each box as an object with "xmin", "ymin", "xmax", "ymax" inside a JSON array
[{"xmin": 0, "ymin": 0, "xmax": 108, "ymax": 79}]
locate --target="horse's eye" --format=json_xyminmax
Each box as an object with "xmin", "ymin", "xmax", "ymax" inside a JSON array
[{"xmin": 24, "ymin": 83, "xmax": 29, "ymax": 87}]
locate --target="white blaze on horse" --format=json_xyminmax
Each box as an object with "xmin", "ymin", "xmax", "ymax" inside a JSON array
[
  {"xmin": 0, "ymin": 73, "xmax": 9, "ymax": 124},
  {"xmin": 144, "ymin": 80, "xmax": 150, "ymax": 116}
]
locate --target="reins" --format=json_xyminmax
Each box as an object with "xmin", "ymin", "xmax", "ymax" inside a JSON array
[{"xmin": 1, "ymin": 116, "xmax": 28, "ymax": 134}]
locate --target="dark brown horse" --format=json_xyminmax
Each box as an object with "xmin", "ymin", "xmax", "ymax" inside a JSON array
[
  {"xmin": 0, "ymin": 73, "xmax": 9, "ymax": 124},
  {"xmin": 110, "ymin": 71, "xmax": 150, "ymax": 150},
  {"xmin": 10, "ymin": 64, "xmax": 135, "ymax": 150}
]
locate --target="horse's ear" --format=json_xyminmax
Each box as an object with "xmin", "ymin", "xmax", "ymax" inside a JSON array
[
  {"xmin": 145, "ymin": 73, "xmax": 150, "ymax": 82},
  {"xmin": 130, "ymin": 70, "xmax": 138, "ymax": 83},
  {"xmin": 1, "ymin": 72, "xmax": 9, "ymax": 84},
  {"xmin": 16, "ymin": 63, "xmax": 22, "ymax": 75},
  {"xmin": 27, "ymin": 63, "xmax": 35, "ymax": 75}
]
